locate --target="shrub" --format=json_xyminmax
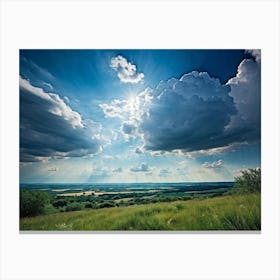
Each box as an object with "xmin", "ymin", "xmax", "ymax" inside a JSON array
[
  {"xmin": 42, "ymin": 204, "xmax": 57, "ymax": 215},
  {"xmin": 52, "ymin": 199, "xmax": 68, "ymax": 208},
  {"xmin": 85, "ymin": 202, "xmax": 93, "ymax": 208},
  {"xmin": 65, "ymin": 202, "xmax": 82, "ymax": 212},
  {"xmin": 232, "ymin": 168, "xmax": 261, "ymax": 194},
  {"xmin": 20, "ymin": 190, "xmax": 50, "ymax": 217}
]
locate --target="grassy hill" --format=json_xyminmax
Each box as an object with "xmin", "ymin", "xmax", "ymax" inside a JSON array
[{"xmin": 20, "ymin": 193, "xmax": 260, "ymax": 231}]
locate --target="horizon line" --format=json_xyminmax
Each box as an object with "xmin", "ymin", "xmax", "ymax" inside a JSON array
[{"xmin": 20, "ymin": 181, "xmax": 235, "ymax": 185}]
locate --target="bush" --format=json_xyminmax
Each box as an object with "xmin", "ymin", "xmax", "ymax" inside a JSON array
[
  {"xmin": 65, "ymin": 202, "xmax": 82, "ymax": 212},
  {"xmin": 85, "ymin": 202, "xmax": 93, "ymax": 208},
  {"xmin": 52, "ymin": 199, "xmax": 68, "ymax": 208},
  {"xmin": 232, "ymin": 168, "xmax": 261, "ymax": 194},
  {"xmin": 20, "ymin": 190, "xmax": 50, "ymax": 217},
  {"xmin": 43, "ymin": 204, "xmax": 57, "ymax": 215}
]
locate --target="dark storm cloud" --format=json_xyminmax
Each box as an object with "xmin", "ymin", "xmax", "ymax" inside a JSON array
[
  {"xmin": 140, "ymin": 71, "xmax": 238, "ymax": 152},
  {"xmin": 20, "ymin": 77, "xmax": 102, "ymax": 162},
  {"xmin": 139, "ymin": 54, "xmax": 260, "ymax": 153}
]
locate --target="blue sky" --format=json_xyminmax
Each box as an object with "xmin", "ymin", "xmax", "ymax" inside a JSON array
[{"xmin": 20, "ymin": 49, "xmax": 261, "ymax": 183}]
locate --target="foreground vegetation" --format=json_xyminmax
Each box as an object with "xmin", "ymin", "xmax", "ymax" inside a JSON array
[
  {"xmin": 20, "ymin": 193, "xmax": 260, "ymax": 230},
  {"xmin": 20, "ymin": 168, "xmax": 261, "ymax": 230}
]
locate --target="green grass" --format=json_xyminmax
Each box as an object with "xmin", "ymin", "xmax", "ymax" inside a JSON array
[{"xmin": 20, "ymin": 193, "xmax": 260, "ymax": 231}]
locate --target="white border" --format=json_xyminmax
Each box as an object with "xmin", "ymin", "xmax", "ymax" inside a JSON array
[{"xmin": 1, "ymin": 1, "xmax": 280, "ymax": 280}]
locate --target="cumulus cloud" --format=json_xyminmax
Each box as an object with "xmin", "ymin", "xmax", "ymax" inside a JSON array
[
  {"xmin": 110, "ymin": 55, "xmax": 144, "ymax": 84},
  {"xmin": 20, "ymin": 77, "xmax": 103, "ymax": 162},
  {"xmin": 130, "ymin": 163, "xmax": 151, "ymax": 172},
  {"xmin": 100, "ymin": 92, "xmax": 149, "ymax": 141},
  {"xmin": 246, "ymin": 49, "xmax": 261, "ymax": 63},
  {"xmin": 226, "ymin": 54, "xmax": 261, "ymax": 143},
  {"xmin": 101, "ymin": 51, "xmax": 260, "ymax": 156},
  {"xmin": 201, "ymin": 160, "xmax": 233, "ymax": 180},
  {"xmin": 139, "ymin": 71, "xmax": 238, "ymax": 152},
  {"xmin": 202, "ymin": 159, "xmax": 223, "ymax": 169},
  {"xmin": 139, "ymin": 52, "xmax": 260, "ymax": 154}
]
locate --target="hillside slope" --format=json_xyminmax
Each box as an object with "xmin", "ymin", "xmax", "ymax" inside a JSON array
[{"xmin": 20, "ymin": 193, "xmax": 260, "ymax": 231}]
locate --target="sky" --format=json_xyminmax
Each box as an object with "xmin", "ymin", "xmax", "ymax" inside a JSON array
[{"xmin": 19, "ymin": 49, "xmax": 261, "ymax": 183}]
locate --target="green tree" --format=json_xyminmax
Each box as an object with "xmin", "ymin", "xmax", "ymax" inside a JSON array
[
  {"xmin": 20, "ymin": 190, "xmax": 50, "ymax": 217},
  {"xmin": 232, "ymin": 168, "xmax": 261, "ymax": 194}
]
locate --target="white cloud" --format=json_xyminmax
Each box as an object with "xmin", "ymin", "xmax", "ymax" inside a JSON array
[
  {"xmin": 101, "ymin": 52, "xmax": 260, "ymax": 157},
  {"xmin": 110, "ymin": 55, "xmax": 144, "ymax": 84},
  {"xmin": 99, "ymin": 88, "xmax": 153, "ymax": 142},
  {"xmin": 99, "ymin": 99, "xmax": 129, "ymax": 119},
  {"xmin": 201, "ymin": 160, "xmax": 233, "ymax": 181},
  {"xmin": 100, "ymin": 88, "xmax": 152, "ymax": 121},
  {"xmin": 184, "ymin": 142, "xmax": 245, "ymax": 158},
  {"xmin": 226, "ymin": 55, "xmax": 261, "ymax": 142},
  {"xmin": 203, "ymin": 159, "xmax": 223, "ymax": 169},
  {"xmin": 246, "ymin": 49, "xmax": 261, "ymax": 63}
]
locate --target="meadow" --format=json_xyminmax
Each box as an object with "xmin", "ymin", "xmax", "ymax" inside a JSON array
[
  {"xmin": 20, "ymin": 193, "xmax": 260, "ymax": 231},
  {"xmin": 20, "ymin": 169, "xmax": 261, "ymax": 231}
]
